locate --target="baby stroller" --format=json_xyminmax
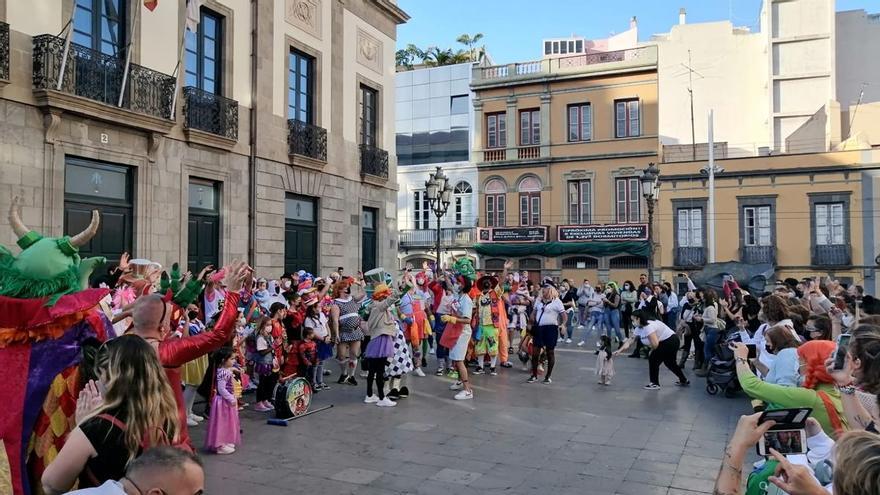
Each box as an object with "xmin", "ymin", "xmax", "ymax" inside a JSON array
[{"xmin": 705, "ymin": 331, "xmax": 742, "ymax": 398}]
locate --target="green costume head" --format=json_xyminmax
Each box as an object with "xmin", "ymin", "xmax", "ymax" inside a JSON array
[
  {"xmin": 452, "ymin": 257, "xmax": 477, "ymax": 281},
  {"xmin": 0, "ymin": 198, "xmax": 104, "ymax": 304}
]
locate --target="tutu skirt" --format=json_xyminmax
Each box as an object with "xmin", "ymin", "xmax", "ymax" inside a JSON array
[
  {"xmin": 204, "ymin": 395, "xmax": 241, "ymax": 450},
  {"xmin": 364, "ymin": 334, "xmax": 394, "ymax": 359},
  {"xmin": 181, "ymin": 354, "xmax": 209, "ymax": 386},
  {"xmin": 317, "ymin": 341, "xmax": 334, "ymax": 360}
]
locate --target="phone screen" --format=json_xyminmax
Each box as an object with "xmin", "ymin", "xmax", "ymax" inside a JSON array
[
  {"xmin": 746, "ymin": 344, "xmax": 757, "ymax": 359},
  {"xmin": 759, "ymin": 429, "xmax": 807, "ymax": 456},
  {"xmin": 833, "ymin": 334, "xmax": 852, "ymax": 371}
]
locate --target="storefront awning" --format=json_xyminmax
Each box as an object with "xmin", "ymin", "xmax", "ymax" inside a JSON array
[{"xmin": 473, "ymin": 241, "xmax": 650, "ymax": 258}]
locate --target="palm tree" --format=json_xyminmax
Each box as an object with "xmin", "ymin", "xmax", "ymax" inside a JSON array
[
  {"xmin": 396, "ymin": 44, "xmax": 427, "ymax": 70},
  {"xmin": 423, "ymin": 46, "xmax": 457, "ymax": 67},
  {"xmin": 456, "ymin": 33, "xmax": 485, "ymax": 62}
]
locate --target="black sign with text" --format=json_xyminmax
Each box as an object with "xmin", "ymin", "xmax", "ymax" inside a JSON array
[
  {"xmin": 558, "ymin": 224, "xmax": 648, "ymax": 242},
  {"xmin": 478, "ymin": 226, "xmax": 548, "ymax": 243}
]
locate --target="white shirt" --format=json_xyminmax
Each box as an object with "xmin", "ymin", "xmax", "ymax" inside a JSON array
[
  {"xmin": 634, "ymin": 320, "xmax": 675, "ymax": 346},
  {"xmin": 256, "ymin": 335, "xmax": 270, "ymax": 352},
  {"xmin": 304, "ymin": 313, "xmax": 329, "ymax": 339},
  {"xmin": 535, "ymin": 298, "xmax": 565, "ymax": 326},
  {"xmin": 66, "ymin": 480, "xmax": 126, "ymax": 495}
]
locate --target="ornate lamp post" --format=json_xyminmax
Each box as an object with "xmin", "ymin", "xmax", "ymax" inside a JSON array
[
  {"xmin": 641, "ymin": 162, "xmax": 661, "ymax": 282},
  {"xmin": 425, "ymin": 166, "xmax": 453, "ymax": 269}
]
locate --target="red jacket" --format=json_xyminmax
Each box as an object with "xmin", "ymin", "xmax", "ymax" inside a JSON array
[
  {"xmin": 159, "ymin": 291, "xmax": 239, "ymax": 448},
  {"xmin": 428, "ymin": 280, "xmax": 444, "ymax": 314}
]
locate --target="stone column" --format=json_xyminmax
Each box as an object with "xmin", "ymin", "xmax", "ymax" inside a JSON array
[
  {"xmin": 471, "ymin": 99, "xmax": 483, "ymax": 164},
  {"xmin": 506, "ymin": 96, "xmax": 517, "ymax": 160},
  {"xmin": 540, "ymin": 93, "xmax": 551, "ymax": 158}
]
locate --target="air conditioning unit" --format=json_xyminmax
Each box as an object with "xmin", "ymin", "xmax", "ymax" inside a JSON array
[{"xmin": 758, "ymin": 146, "xmax": 771, "ymax": 156}]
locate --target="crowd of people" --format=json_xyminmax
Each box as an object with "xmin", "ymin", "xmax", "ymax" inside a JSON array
[{"xmin": 23, "ymin": 243, "xmax": 880, "ymax": 494}]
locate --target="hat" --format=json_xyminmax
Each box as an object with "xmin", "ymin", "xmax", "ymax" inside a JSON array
[
  {"xmin": 372, "ymin": 283, "xmax": 392, "ymax": 301},
  {"xmin": 297, "ymin": 279, "xmax": 313, "ymax": 294},
  {"xmin": 302, "ymin": 289, "xmax": 319, "ymax": 307},
  {"xmin": 477, "ymin": 275, "xmax": 498, "ymax": 291}
]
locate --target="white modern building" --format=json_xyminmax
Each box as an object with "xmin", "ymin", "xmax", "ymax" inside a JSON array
[
  {"xmin": 650, "ymin": 0, "xmax": 880, "ymax": 162},
  {"xmin": 395, "ymin": 62, "xmax": 478, "ymax": 269}
]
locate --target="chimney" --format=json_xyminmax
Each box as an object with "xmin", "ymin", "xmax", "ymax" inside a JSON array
[
  {"xmin": 679, "ymin": 8, "xmax": 686, "ymax": 25},
  {"xmin": 630, "ymin": 16, "xmax": 637, "ymax": 29}
]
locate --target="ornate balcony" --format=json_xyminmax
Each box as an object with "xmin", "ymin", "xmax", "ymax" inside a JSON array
[
  {"xmin": 399, "ymin": 228, "xmax": 476, "ymax": 249},
  {"xmin": 0, "ymin": 22, "xmax": 9, "ymax": 82},
  {"xmin": 32, "ymin": 34, "xmax": 175, "ymax": 134},
  {"xmin": 183, "ymin": 86, "xmax": 238, "ymax": 146},
  {"xmin": 483, "ymin": 149, "xmax": 505, "ymax": 162},
  {"xmin": 812, "ymin": 245, "xmax": 851, "ymax": 267},
  {"xmin": 741, "ymin": 245, "xmax": 776, "ymax": 265},
  {"xmin": 360, "ymin": 144, "xmax": 389, "ymax": 182},
  {"xmin": 288, "ymin": 119, "xmax": 327, "ymax": 164},
  {"xmin": 675, "ymin": 246, "xmax": 706, "ymax": 267}
]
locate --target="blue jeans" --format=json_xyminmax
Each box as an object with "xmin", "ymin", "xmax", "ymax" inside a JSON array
[
  {"xmin": 603, "ymin": 309, "xmax": 623, "ymax": 341},
  {"xmin": 666, "ymin": 308, "xmax": 680, "ymax": 331},
  {"xmin": 584, "ymin": 310, "xmax": 604, "ymax": 341},
  {"xmin": 565, "ymin": 310, "xmax": 576, "ymax": 338},
  {"xmin": 433, "ymin": 313, "xmax": 449, "ymax": 360},
  {"xmin": 703, "ymin": 327, "xmax": 720, "ymax": 363}
]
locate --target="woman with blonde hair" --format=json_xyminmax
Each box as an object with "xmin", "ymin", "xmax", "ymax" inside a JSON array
[
  {"xmin": 529, "ymin": 283, "xmax": 566, "ymax": 384},
  {"xmin": 42, "ymin": 335, "xmax": 181, "ymax": 494}
]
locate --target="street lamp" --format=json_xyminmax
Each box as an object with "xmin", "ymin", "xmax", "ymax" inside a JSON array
[
  {"xmin": 425, "ymin": 166, "xmax": 453, "ymax": 269},
  {"xmin": 641, "ymin": 162, "xmax": 660, "ymax": 282}
]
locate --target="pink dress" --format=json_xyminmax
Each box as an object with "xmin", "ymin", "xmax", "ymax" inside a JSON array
[{"xmin": 204, "ymin": 368, "xmax": 241, "ymax": 450}]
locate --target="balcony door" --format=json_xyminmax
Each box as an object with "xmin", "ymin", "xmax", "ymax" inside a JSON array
[
  {"xmin": 362, "ymin": 208, "xmax": 378, "ymax": 272},
  {"xmin": 184, "ymin": 8, "xmax": 223, "ymax": 94},
  {"xmin": 73, "ymin": 0, "xmax": 126, "ymax": 56}
]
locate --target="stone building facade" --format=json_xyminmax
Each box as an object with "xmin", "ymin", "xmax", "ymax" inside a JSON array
[{"xmin": 0, "ymin": 0, "xmax": 407, "ymax": 277}]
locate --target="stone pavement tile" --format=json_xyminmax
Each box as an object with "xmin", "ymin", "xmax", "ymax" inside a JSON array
[
  {"xmin": 615, "ymin": 480, "xmax": 671, "ymax": 495},
  {"xmin": 581, "ymin": 461, "xmax": 630, "ymax": 480},
  {"xmin": 467, "ymin": 474, "xmax": 524, "ymax": 490},
  {"xmin": 670, "ymin": 474, "xmax": 716, "ymax": 493},
  {"xmin": 543, "ymin": 459, "xmax": 593, "ymax": 475},
  {"xmin": 675, "ymin": 462, "xmax": 720, "ymax": 481},
  {"xmin": 397, "ymin": 421, "xmax": 437, "ymax": 432},
  {"xmin": 571, "ymin": 474, "xmax": 624, "ymax": 494},
  {"xmin": 414, "ymin": 479, "xmax": 474, "ymax": 494},
  {"xmin": 204, "ymin": 477, "xmax": 291, "ymax": 495},
  {"xmin": 352, "ymin": 487, "xmax": 400, "ymax": 495},
  {"xmin": 203, "ymin": 459, "xmax": 289, "ymax": 485},
  {"xmin": 632, "ymin": 461, "xmax": 679, "ymax": 475},
  {"xmin": 330, "ymin": 468, "xmax": 385, "ymax": 485},
  {"xmin": 624, "ymin": 468, "xmax": 675, "ymax": 487},
  {"xmin": 267, "ymin": 473, "xmax": 359, "ymax": 494},
  {"xmin": 394, "ymin": 461, "xmax": 441, "ymax": 480},
  {"xmin": 642, "ymin": 441, "xmax": 686, "ymax": 455},
  {"xmin": 667, "ymin": 488, "xmax": 711, "ymax": 495},
  {"xmin": 429, "ymin": 467, "xmax": 483, "ymax": 485},
  {"xmin": 368, "ymin": 472, "xmax": 425, "ymax": 492},
  {"xmin": 637, "ymin": 449, "xmax": 683, "ymax": 464}
]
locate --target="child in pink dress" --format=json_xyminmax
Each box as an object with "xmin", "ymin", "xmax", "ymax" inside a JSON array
[
  {"xmin": 205, "ymin": 348, "xmax": 242, "ymax": 454},
  {"xmin": 595, "ymin": 335, "xmax": 615, "ymax": 386}
]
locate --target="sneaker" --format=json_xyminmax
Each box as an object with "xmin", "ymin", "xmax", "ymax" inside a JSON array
[
  {"xmin": 376, "ymin": 397, "xmax": 397, "ymax": 407},
  {"xmin": 216, "ymin": 444, "xmax": 235, "ymax": 455},
  {"xmin": 674, "ymin": 380, "xmax": 690, "ymax": 387},
  {"xmin": 186, "ymin": 417, "xmax": 199, "ymax": 427},
  {"xmin": 399, "ymin": 387, "xmax": 410, "ymax": 398},
  {"xmin": 450, "ymin": 381, "xmax": 463, "ymax": 390},
  {"xmin": 577, "ymin": 341, "xmax": 585, "ymax": 347},
  {"xmin": 324, "ymin": 369, "xmax": 333, "ymax": 376},
  {"xmin": 421, "ymin": 358, "xmax": 428, "ymax": 368},
  {"xmin": 387, "ymin": 389, "xmax": 400, "ymax": 401},
  {"xmin": 527, "ymin": 376, "xmax": 538, "ymax": 383},
  {"xmin": 557, "ymin": 337, "xmax": 564, "ymax": 343},
  {"xmin": 364, "ymin": 395, "xmax": 379, "ymax": 404},
  {"xmin": 501, "ymin": 361, "xmax": 513, "ymax": 368},
  {"xmin": 337, "ymin": 374, "xmax": 348, "ymax": 384},
  {"xmin": 565, "ymin": 338, "xmax": 572, "ymax": 344},
  {"xmin": 253, "ymin": 403, "xmax": 271, "ymax": 412},
  {"xmin": 454, "ymin": 390, "xmax": 473, "ymax": 401},
  {"xmin": 429, "ymin": 348, "xmax": 436, "ymax": 355},
  {"xmin": 490, "ymin": 367, "xmax": 497, "ymax": 376},
  {"xmin": 447, "ymin": 370, "xmax": 460, "ymax": 380},
  {"xmin": 413, "ymin": 368, "xmax": 426, "ymax": 377},
  {"xmin": 436, "ymin": 368, "xmax": 444, "ymax": 376},
  {"xmin": 643, "ymin": 383, "xmax": 661, "ymax": 390},
  {"xmin": 537, "ymin": 364, "xmax": 545, "ymax": 373},
  {"xmin": 542, "ymin": 378, "xmax": 552, "ymax": 385},
  {"xmin": 320, "ymin": 384, "xmax": 331, "ymax": 391},
  {"xmin": 473, "ymin": 367, "xmax": 484, "ymax": 375},
  {"xmin": 189, "ymin": 413, "xmax": 204, "ymax": 422},
  {"xmin": 346, "ymin": 376, "xmax": 358, "ymax": 386},
  {"xmin": 359, "ymin": 371, "xmax": 369, "ymax": 378}
]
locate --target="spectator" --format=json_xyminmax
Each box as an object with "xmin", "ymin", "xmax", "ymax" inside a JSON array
[{"xmin": 64, "ymin": 446, "xmax": 204, "ymax": 495}]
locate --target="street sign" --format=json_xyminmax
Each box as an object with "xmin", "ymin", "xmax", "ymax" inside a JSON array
[
  {"xmin": 557, "ymin": 223, "xmax": 648, "ymax": 242},
  {"xmin": 478, "ymin": 226, "xmax": 548, "ymax": 243}
]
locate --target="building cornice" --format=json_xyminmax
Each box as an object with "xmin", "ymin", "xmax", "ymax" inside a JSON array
[{"xmin": 366, "ymin": 0, "xmax": 410, "ymax": 24}]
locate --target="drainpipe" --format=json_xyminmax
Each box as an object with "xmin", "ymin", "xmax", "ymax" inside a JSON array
[{"xmin": 247, "ymin": 0, "xmax": 257, "ymax": 267}]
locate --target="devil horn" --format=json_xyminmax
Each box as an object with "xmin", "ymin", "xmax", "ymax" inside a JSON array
[
  {"xmin": 8, "ymin": 196, "xmax": 30, "ymax": 237},
  {"xmin": 69, "ymin": 210, "xmax": 100, "ymax": 247}
]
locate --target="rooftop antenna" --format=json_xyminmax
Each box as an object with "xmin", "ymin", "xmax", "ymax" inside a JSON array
[
  {"xmin": 681, "ymin": 50, "xmax": 706, "ymax": 160},
  {"xmin": 848, "ymin": 82, "xmax": 869, "ymax": 139}
]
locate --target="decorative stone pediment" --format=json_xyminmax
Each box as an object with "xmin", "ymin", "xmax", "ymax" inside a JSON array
[
  {"xmin": 285, "ymin": 0, "xmax": 321, "ymax": 39},
  {"xmin": 357, "ymin": 28, "xmax": 382, "ymax": 74}
]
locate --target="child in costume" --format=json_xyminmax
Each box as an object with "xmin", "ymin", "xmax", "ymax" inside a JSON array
[
  {"xmin": 181, "ymin": 303, "xmax": 209, "ymax": 427},
  {"xmin": 298, "ymin": 327, "xmax": 319, "ymax": 390},
  {"xmin": 596, "ymin": 335, "xmax": 615, "ymax": 386},
  {"xmin": 363, "ymin": 283, "xmax": 402, "ymax": 407},
  {"xmin": 253, "ymin": 318, "xmax": 278, "ymax": 412},
  {"xmin": 413, "ymin": 271, "xmax": 435, "ymax": 361},
  {"xmin": 204, "ymin": 348, "xmax": 241, "ymax": 455},
  {"xmin": 439, "ymin": 258, "xmax": 478, "ymax": 400}
]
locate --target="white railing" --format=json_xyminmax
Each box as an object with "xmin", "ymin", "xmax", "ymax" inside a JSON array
[{"xmin": 476, "ymin": 46, "xmax": 657, "ymax": 82}]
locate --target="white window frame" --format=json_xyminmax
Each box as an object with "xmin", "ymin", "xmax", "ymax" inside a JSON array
[
  {"xmin": 677, "ymin": 208, "xmax": 703, "ymax": 247},
  {"xmin": 744, "ymin": 206, "xmax": 772, "ymax": 247},
  {"xmin": 815, "ymin": 203, "xmax": 845, "ymax": 246},
  {"xmin": 568, "ymin": 104, "xmax": 592, "ymax": 142},
  {"xmin": 615, "ymin": 177, "xmax": 640, "ymax": 223},
  {"xmin": 413, "ymin": 190, "xmax": 429, "ymax": 230},
  {"xmin": 486, "ymin": 194, "xmax": 505, "ymax": 227},
  {"xmin": 567, "ymin": 179, "xmax": 591, "ymax": 225},
  {"xmin": 615, "ymin": 99, "xmax": 640, "ymax": 138}
]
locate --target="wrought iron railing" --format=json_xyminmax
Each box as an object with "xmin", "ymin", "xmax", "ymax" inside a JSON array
[
  {"xmin": 675, "ymin": 246, "xmax": 707, "ymax": 267},
  {"xmin": 32, "ymin": 34, "xmax": 174, "ymax": 120},
  {"xmin": 0, "ymin": 22, "xmax": 9, "ymax": 81},
  {"xmin": 399, "ymin": 228, "xmax": 475, "ymax": 248},
  {"xmin": 812, "ymin": 245, "xmax": 851, "ymax": 267},
  {"xmin": 360, "ymin": 144, "xmax": 389, "ymax": 179},
  {"xmin": 288, "ymin": 119, "xmax": 327, "ymax": 161},
  {"xmin": 183, "ymin": 86, "xmax": 238, "ymax": 140},
  {"xmin": 741, "ymin": 245, "xmax": 776, "ymax": 265}
]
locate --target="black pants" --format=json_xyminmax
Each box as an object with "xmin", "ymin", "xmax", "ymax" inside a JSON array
[
  {"xmin": 649, "ymin": 335, "xmax": 688, "ymax": 385},
  {"xmin": 365, "ymin": 357, "xmax": 387, "ymax": 400},
  {"xmin": 256, "ymin": 372, "xmax": 278, "ymax": 403}
]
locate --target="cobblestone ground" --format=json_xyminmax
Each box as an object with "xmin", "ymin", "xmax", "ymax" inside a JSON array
[{"xmin": 191, "ymin": 344, "xmax": 751, "ymax": 495}]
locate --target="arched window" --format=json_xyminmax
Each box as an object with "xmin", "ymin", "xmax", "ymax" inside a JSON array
[
  {"xmin": 453, "ymin": 181, "xmax": 473, "ymax": 226},
  {"xmin": 517, "ymin": 176, "xmax": 542, "ymax": 226},
  {"xmin": 484, "ymin": 258, "xmax": 506, "ymax": 271},
  {"xmin": 609, "ymin": 256, "xmax": 648, "ymax": 269},
  {"xmin": 561, "ymin": 256, "xmax": 599, "ymax": 269},
  {"xmin": 484, "ymin": 178, "xmax": 506, "ymax": 227}
]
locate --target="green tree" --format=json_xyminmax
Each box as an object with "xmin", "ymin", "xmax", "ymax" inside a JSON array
[{"xmin": 456, "ymin": 33, "xmax": 485, "ymax": 62}]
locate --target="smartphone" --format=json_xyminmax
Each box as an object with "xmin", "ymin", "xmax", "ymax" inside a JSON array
[
  {"xmin": 833, "ymin": 334, "xmax": 852, "ymax": 371},
  {"xmin": 757, "ymin": 429, "xmax": 807, "ymax": 456},
  {"xmin": 817, "ymin": 296, "xmax": 833, "ymax": 313},
  {"xmin": 746, "ymin": 344, "xmax": 757, "ymax": 359}
]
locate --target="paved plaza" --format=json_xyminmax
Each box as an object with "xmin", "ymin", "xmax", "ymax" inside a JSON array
[{"xmin": 192, "ymin": 346, "xmax": 752, "ymax": 495}]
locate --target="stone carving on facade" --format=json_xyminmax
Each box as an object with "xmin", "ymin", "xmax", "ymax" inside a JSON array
[
  {"xmin": 357, "ymin": 28, "xmax": 382, "ymax": 73},
  {"xmin": 285, "ymin": 0, "xmax": 321, "ymax": 39}
]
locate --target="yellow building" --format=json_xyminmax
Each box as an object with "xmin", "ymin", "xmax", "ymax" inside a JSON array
[{"xmin": 471, "ymin": 46, "xmax": 660, "ymax": 284}]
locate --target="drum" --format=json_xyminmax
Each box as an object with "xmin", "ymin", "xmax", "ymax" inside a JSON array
[
  {"xmin": 273, "ymin": 377, "xmax": 312, "ymax": 419},
  {"xmin": 363, "ymin": 267, "xmax": 386, "ymax": 285}
]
